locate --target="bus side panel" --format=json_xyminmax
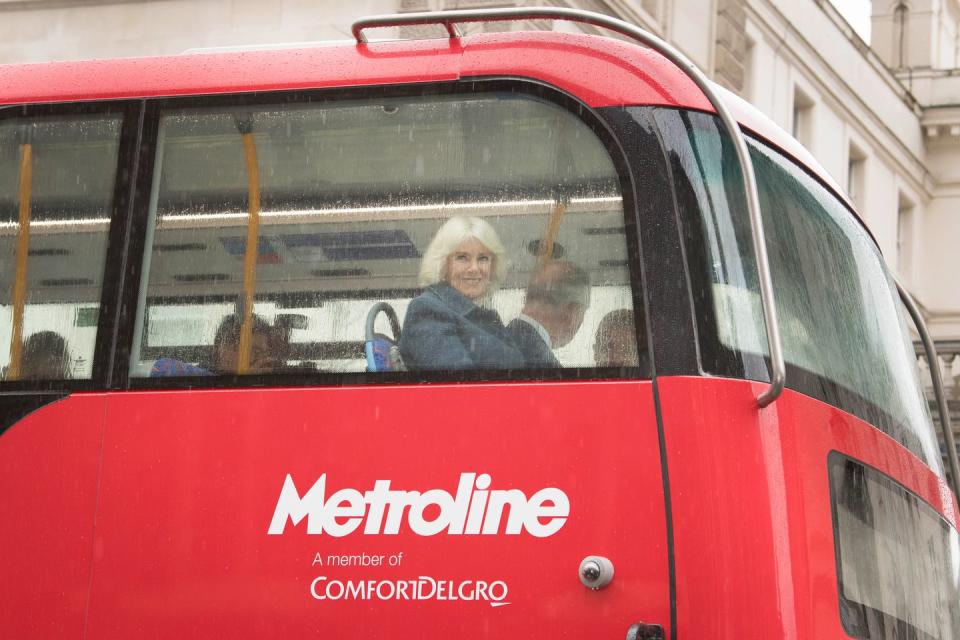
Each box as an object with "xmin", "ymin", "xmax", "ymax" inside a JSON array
[
  {"xmin": 87, "ymin": 381, "xmax": 669, "ymax": 639},
  {"xmin": 657, "ymin": 376, "xmax": 950, "ymax": 640},
  {"xmin": 0, "ymin": 394, "xmax": 106, "ymax": 638}
]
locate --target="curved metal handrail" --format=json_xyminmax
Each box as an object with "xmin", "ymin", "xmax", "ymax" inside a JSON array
[
  {"xmin": 898, "ymin": 282, "xmax": 960, "ymax": 499},
  {"xmin": 353, "ymin": 7, "xmax": 785, "ymax": 407}
]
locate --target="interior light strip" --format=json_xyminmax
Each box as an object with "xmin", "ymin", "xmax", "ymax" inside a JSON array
[
  {"xmin": 0, "ymin": 196, "xmax": 623, "ymax": 232},
  {"xmin": 0, "ymin": 217, "xmax": 111, "ymax": 232},
  {"xmin": 158, "ymin": 196, "xmax": 623, "ymax": 226}
]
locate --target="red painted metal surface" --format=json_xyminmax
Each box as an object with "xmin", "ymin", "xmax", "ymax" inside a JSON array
[
  {"xmin": 458, "ymin": 32, "xmax": 709, "ymax": 110},
  {"xmin": 0, "ymin": 376, "xmax": 953, "ymax": 638},
  {"xmin": 82, "ymin": 381, "xmax": 669, "ymax": 639},
  {"xmin": 0, "ymin": 395, "xmax": 105, "ymax": 638},
  {"xmin": 658, "ymin": 376, "xmax": 956, "ymax": 639},
  {"xmin": 0, "ymin": 32, "xmax": 704, "ymax": 111},
  {"xmin": 0, "ymin": 40, "xmax": 461, "ymax": 105}
]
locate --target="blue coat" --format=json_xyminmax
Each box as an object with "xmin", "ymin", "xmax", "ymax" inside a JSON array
[
  {"xmin": 399, "ymin": 283, "xmax": 525, "ymax": 370},
  {"xmin": 506, "ymin": 318, "xmax": 560, "ymax": 368}
]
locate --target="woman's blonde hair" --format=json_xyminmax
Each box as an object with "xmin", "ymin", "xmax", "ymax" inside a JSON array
[{"xmin": 418, "ymin": 216, "xmax": 507, "ymax": 293}]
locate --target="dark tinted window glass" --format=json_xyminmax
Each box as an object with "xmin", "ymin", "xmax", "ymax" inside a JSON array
[
  {"xmin": 656, "ymin": 109, "xmax": 940, "ymax": 473},
  {"xmin": 830, "ymin": 454, "xmax": 960, "ymax": 639}
]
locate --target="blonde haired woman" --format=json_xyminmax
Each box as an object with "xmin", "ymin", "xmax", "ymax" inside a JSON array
[{"xmin": 399, "ymin": 216, "xmax": 524, "ymax": 370}]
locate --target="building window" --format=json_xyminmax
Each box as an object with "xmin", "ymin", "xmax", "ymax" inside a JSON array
[
  {"xmin": 792, "ymin": 87, "xmax": 815, "ymax": 149},
  {"xmin": 897, "ymin": 193, "xmax": 915, "ymax": 280},
  {"xmin": 742, "ymin": 37, "xmax": 755, "ymax": 102},
  {"xmin": 894, "ymin": 1, "xmax": 910, "ymax": 69},
  {"xmin": 847, "ymin": 142, "xmax": 867, "ymax": 211}
]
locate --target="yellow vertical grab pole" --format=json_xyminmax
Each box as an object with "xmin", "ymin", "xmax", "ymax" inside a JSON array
[
  {"xmin": 237, "ymin": 130, "xmax": 262, "ymax": 374},
  {"xmin": 8, "ymin": 142, "xmax": 33, "ymax": 381},
  {"xmin": 538, "ymin": 196, "xmax": 568, "ymax": 267}
]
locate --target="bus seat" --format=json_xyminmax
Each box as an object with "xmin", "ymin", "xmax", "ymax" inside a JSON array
[
  {"xmin": 150, "ymin": 357, "xmax": 212, "ymax": 377},
  {"xmin": 365, "ymin": 302, "xmax": 405, "ymax": 372}
]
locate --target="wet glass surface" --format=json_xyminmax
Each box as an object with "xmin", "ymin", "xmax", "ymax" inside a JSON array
[
  {"xmin": 656, "ymin": 109, "xmax": 941, "ymax": 474},
  {"xmin": 0, "ymin": 115, "xmax": 120, "ymax": 381},
  {"xmin": 130, "ymin": 91, "xmax": 644, "ymax": 378},
  {"xmin": 831, "ymin": 454, "xmax": 960, "ymax": 639}
]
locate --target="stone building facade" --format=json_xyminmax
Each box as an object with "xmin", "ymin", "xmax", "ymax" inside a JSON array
[{"xmin": 2, "ymin": 0, "xmax": 959, "ymax": 443}]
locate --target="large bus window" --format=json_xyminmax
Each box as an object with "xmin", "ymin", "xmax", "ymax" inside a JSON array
[
  {"xmin": 129, "ymin": 89, "xmax": 642, "ymax": 379},
  {"xmin": 0, "ymin": 115, "xmax": 121, "ymax": 381},
  {"xmin": 655, "ymin": 109, "xmax": 941, "ymax": 473},
  {"xmin": 830, "ymin": 453, "xmax": 960, "ymax": 639}
]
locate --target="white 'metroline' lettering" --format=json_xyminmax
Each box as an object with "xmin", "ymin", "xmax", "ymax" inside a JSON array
[{"xmin": 268, "ymin": 472, "xmax": 569, "ymax": 537}]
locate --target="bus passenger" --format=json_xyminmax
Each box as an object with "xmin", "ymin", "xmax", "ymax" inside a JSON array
[
  {"xmin": 398, "ymin": 216, "xmax": 524, "ymax": 370},
  {"xmin": 594, "ymin": 308, "xmax": 642, "ymax": 368},
  {"xmin": 507, "ymin": 261, "xmax": 589, "ymax": 367},
  {"xmin": 16, "ymin": 331, "xmax": 73, "ymax": 380},
  {"xmin": 268, "ymin": 319, "xmax": 318, "ymax": 373},
  {"xmin": 210, "ymin": 313, "xmax": 279, "ymax": 374}
]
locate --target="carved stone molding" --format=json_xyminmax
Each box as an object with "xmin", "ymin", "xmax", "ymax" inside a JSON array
[{"xmin": 714, "ymin": 0, "xmax": 747, "ymax": 93}]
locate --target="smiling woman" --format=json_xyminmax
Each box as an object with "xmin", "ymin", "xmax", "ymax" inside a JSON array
[
  {"xmin": 398, "ymin": 216, "xmax": 524, "ymax": 370},
  {"xmin": 446, "ymin": 238, "xmax": 494, "ymax": 301},
  {"xmin": 417, "ymin": 216, "xmax": 508, "ymax": 301}
]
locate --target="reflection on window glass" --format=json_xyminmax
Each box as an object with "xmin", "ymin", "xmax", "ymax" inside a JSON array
[
  {"xmin": 0, "ymin": 115, "xmax": 120, "ymax": 381},
  {"xmin": 657, "ymin": 109, "xmax": 941, "ymax": 474},
  {"xmin": 130, "ymin": 91, "xmax": 643, "ymax": 379},
  {"xmin": 831, "ymin": 454, "xmax": 960, "ymax": 639}
]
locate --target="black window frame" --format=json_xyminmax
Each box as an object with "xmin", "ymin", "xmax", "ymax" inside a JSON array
[{"xmin": 113, "ymin": 77, "xmax": 652, "ymax": 391}]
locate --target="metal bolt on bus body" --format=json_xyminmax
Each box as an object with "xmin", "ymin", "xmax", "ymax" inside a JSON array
[
  {"xmin": 626, "ymin": 622, "xmax": 666, "ymax": 640},
  {"xmin": 579, "ymin": 555, "xmax": 614, "ymax": 589}
]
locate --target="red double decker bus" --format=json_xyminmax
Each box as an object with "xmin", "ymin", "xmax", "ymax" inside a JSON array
[{"xmin": 1, "ymin": 8, "xmax": 957, "ymax": 640}]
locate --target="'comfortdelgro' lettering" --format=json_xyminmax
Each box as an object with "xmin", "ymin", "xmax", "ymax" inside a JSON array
[{"xmin": 268, "ymin": 472, "xmax": 569, "ymax": 537}]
